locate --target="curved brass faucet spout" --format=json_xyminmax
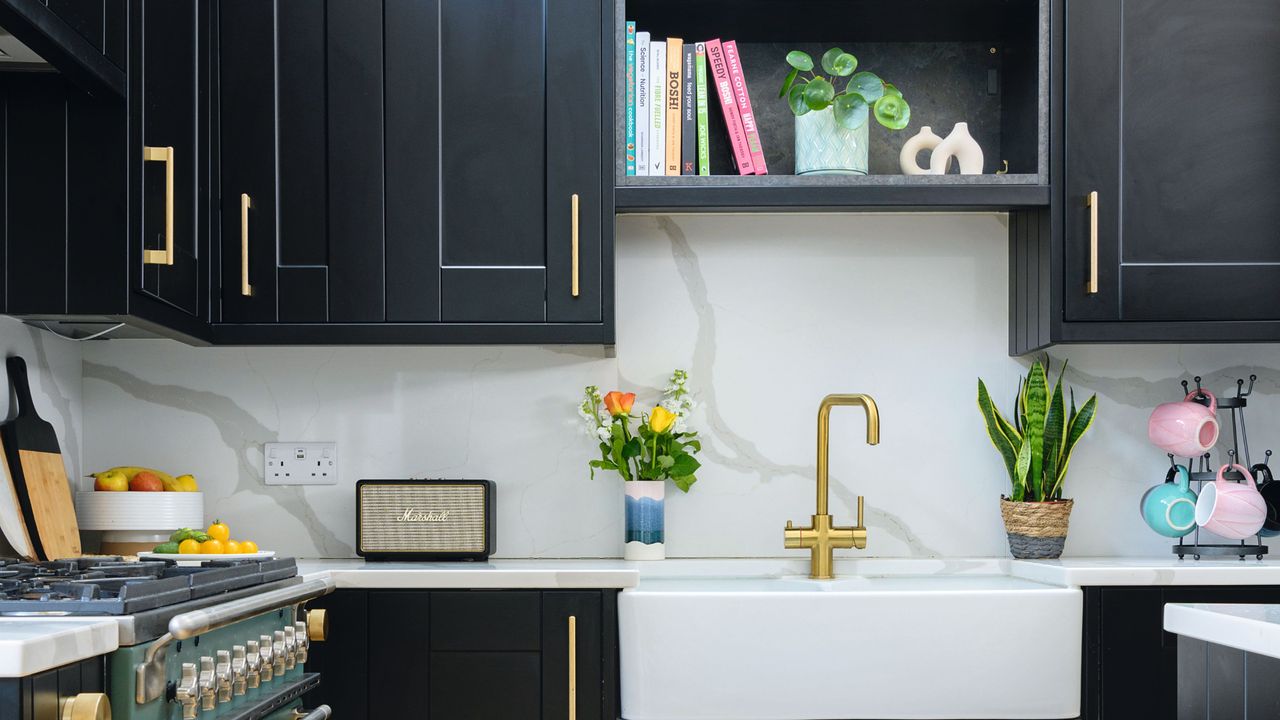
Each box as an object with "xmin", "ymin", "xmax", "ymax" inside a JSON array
[{"xmin": 784, "ymin": 393, "xmax": 879, "ymax": 579}]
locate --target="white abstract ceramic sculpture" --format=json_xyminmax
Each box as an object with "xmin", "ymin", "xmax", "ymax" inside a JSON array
[
  {"xmin": 898, "ymin": 126, "xmax": 943, "ymax": 175},
  {"xmin": 929, "ymin": 122, "xmax": 984, "ymax": 175},
  {"xmin": 899, "ymin": 122, "xmax": 984, "ymax": 175}
]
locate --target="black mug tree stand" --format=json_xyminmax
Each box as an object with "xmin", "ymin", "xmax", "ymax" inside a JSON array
[{"xmin": 1171, "ymin": 375, "xmax": 1269, "ymax": 561}]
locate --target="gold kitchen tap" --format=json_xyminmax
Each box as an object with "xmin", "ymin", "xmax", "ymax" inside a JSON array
[{"xmin": 784, "ymin": 394, "xmax": 879, "ymax": 579}]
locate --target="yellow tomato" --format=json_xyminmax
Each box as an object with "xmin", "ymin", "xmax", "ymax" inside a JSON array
[
  {"xmin": 199, "ymin": 538, "xmax": 224, "ymax": 554},
  {"xmin": 224, "ymin": 540, "xmax": 242, "ymax": 555},
  {"xmin": 240, "ymin": 540, "xmax": 259, "ymax": 554},
  {"xmin": 178, "ymin": 538, "xmax": 201, "ymax": 554},
  {"xmin": 206, "ymin": 520, "xmax": 230, "ymax": 543}
]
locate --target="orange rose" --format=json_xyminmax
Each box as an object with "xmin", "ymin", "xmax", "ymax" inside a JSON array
[{"xmin": 603, "ymin": 391, "xmax": 636, "ymax": 416}]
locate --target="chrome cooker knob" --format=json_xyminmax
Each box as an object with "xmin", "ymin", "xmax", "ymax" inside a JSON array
[
  {"xmin": 272, "ymin": 630, "xmax": 287, "ymax": 677},
  {"xmin": 258, "ymin": 635, "xmax": 275, "ymax": 683},
  {"xmin": 294, "ymin": 621, "xmax": 310, "ymax": 664},
  {"xmin": 197, "ymin": 656, "xmax": 216, "ymax": 711},
  {"xmin": 175, "ymin": 663, "xmax": 199, "ymax": 720},
  {"xmin": 282, "ymin": 625, "xmax": 298, "ymax": 671},
  {"xmin": 245, "ymin": 639, "xmax": 263, "ymax": 689},
  {"xmin": 215, "ymin": 650, "xmax": 233, "ymax": 703},
  {"xmin": 231, "ymin": 645, "xmax": 248, "ymax": 696}
]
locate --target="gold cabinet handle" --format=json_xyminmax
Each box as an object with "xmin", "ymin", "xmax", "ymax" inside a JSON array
[
  {"xmin": 240, "ymin": 193, "xmax": 254, "ymax": 297},
  {"xmin": 1086, "ymin": 191, "xmax": 1099, "ymax": 294},
  {"xmin": 143, "ymin": 146, "xmax": 175, "ymax": 265},
  {"xmin": 571, "ymin": 194, "xmax": 580, "ymax": 298},
  {"xmin": 567, "ymin": 615, "xmax": 577, "ymax": 720}
]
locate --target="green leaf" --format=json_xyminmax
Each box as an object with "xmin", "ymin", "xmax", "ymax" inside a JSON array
[
  {"xmin": 657, "ymin": 454, "xmax": 675, "ymax": 469},
  {"xmin": 883, "ymin": 83, "xmax": 902, "ymax": 98},
  {"xmin": 847, "ymin": 72, "xmax": 885, "ymax": 102},
  {"xmin": 832, "ymin": 93, "xmax": 869, "ymax": 130},
  {"xmin": 1024, "ymin": 362, "xmax": 1048, "ymax": 500},
  {"xmin": 978, "ymin": 379, "xmax": 1022, "ymax": 492},
  {"xmin": 1042, "ymin": 371, "xmax": 1066, "ymax": 496},
  {"xmin": 682, "ymin": 439, "xmax": 702, "ymax": 452},
  {"xmin": 831, "ymin": 52, "xmax": 857, "ymax": 77},
  {"xmin": 1011, "ymin": 440, "xmax": 1030, "ymax": 501},
  {"xmin": 672, "ymin": 475, "xmax": 697, "ymax": 493},
  {"xmin": 786, "ymin": 50, "xmax": 814, "ymax": 72},
  {"xmin": 1050, "ymin": 394, "xmax": 1098, "ymax": 498},
  {"xmin": 622, "ymin": 437, "xmax": 643, "ymax": 460},
  {"xmin": 873, "ymin": 94, "xmax": 911, "ymax": 130},
  {"xmin": 803, "ymin": 78, "xmax": 835, "ymax": 111},
  {"xmin": 820, "ymin": 48, "xmax": 845, "ymax": 75},
  {"xmin": 788, "ymin": 82, "xmax": 811, "ymax": 116},
  {"xmin": 779, "ymin": 67, "xmax": 799, "ymax": 98},
  {"xmin": 669, "ymin": 454, "xmax": 702, "ymax": 477}
]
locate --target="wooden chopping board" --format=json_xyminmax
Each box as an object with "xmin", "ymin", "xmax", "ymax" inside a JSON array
[
  {"xmin": 0, "ymin": 435, "xmax": 35, "ymax": 560},
  {"xmin": 2, "ymin": 356, "xmax": 79, "ymax": 560}
]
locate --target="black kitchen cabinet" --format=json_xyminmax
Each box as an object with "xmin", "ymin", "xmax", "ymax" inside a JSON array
[
  {"xmin": 0, "ymin": 0, "xmax": 213, "ymax": 343},
  {"xmin": 304, "ymin": 589, "xmax": 619, "ymax": 719},
  {"xmin": 213, "ymin": 0, "xmax": 612, "ymax": 344},
  {"xmin": 0, "ymin": 656, "xmax": 104, "ymax": 720},
  {"xmin": 1083, "ymin": 585, "xmax": 1280, "ymax": 720},
  {"xmin": 0, "ymin": 0, "xmax": 125, "ymax": 98},
  {"xmin": 1011, "ymin": 0, "xmax": 1280, "ymax": 353},
  {"xmin": 1177, "ymin": 635, "xmax": 1280, "ymax": 720}
]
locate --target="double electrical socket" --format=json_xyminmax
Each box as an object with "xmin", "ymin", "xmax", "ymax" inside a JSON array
[{"xmin": 264, "ymin": 442, "xmax": 338, "ymax": 485}]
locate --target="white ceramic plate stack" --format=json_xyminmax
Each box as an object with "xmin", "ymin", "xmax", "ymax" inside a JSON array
[{"xmin": 74, "ymin": 491, "xmax": 204, "ymax": 555}]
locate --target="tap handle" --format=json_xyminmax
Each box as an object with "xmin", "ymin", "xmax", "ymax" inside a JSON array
[{"xmin": 856, "ymin": 496, "xmax": 864, "ymax": 528}]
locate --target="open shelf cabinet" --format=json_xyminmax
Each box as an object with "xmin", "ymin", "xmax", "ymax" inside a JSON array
[{"xmin": 614, "ymin": 0, "xmax": 1049, "ymax": 212}]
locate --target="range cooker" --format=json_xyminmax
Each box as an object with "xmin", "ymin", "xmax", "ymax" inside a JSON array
[{"xmin": 0, "ymin": 556, "xmax": 334, "ymax": 720}]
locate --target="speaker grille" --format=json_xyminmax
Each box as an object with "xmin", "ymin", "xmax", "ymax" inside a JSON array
[{"xmin": 358, "ymin": 483, "xmax": 487, "ymax": 553}]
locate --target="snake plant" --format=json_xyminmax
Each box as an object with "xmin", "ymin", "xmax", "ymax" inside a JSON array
[{"xmin": 977, "ymin": 360, "xmax": 1098, "ymax": 502}]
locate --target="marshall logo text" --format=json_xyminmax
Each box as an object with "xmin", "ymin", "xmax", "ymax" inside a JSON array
[{"xmin": 395, "ymin": 508, "xmax": 451, "ymax": 523}]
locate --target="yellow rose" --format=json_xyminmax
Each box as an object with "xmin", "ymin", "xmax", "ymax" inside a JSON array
[{"xmin": 649, "ymin": 406, "xmax": 677, "ymax": 433}]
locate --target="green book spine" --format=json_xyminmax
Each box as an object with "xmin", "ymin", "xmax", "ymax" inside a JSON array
[{"xmin": 694, "ymin": 42, "xmax": 710, "ymax": 176}]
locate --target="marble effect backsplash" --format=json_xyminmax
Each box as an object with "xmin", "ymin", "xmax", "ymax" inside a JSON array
[{"xmin": 71, "ymin": 214, "xmax": 1280, "ymax": 559}]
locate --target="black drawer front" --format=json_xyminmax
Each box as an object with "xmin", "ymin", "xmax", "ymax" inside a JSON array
[{"xmin": 431, "ymin": 591, "xmax": 541, "ymax": 651}]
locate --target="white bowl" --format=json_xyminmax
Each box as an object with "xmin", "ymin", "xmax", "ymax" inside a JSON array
[{"xmin": 74, "ymin": 491, "xmax": 204, "ymax": 531}]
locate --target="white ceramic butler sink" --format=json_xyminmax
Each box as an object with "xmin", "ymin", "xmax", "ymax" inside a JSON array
[{"xmin": 619, "ymin": 561, "xmax": 1081, "ymax": 720}]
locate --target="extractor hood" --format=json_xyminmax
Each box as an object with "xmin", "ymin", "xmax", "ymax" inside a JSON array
[{"xmin": 0, "ymin": 26, "xmax": 49, "ymax": 69}]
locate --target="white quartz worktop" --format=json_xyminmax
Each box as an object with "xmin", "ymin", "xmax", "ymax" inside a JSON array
[
  {"xmin": 0, "ymin": 617, "xmax": 120, "ymax": 678},
  {"xmin": 295, "ymin": 559, "xmax": 639, "ymax": 589},
  {"xmin": 1165, "ymin": 604, "xmax": 1280, "ymax": 660},
  {"xmin": 1010, "ymin": 557, "xmax": 1280, "ymax": 586}
]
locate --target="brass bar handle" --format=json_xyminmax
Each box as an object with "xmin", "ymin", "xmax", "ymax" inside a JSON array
[
  {"xmin": 568, "ymin": 615, "xmax": 577, "ymax": 720},
  {"xmin": 1086, "ymin": 191, "xmax": 1099, "ymax": 294},
  {"xmin": 143, "ymin": 146, "xmax": 175, "ymax": 266},
  {"xmin": 240, "ymin": 193, "xmax": 254, "ymax": 297},
  {"xmin": 571, "ymin": 194, "xmax": 580, "ymax": 298}
]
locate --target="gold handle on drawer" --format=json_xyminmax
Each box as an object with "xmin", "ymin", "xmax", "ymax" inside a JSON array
[
  {"xmin": 240, "ymin": 193, "xmax": 254, "ymax": 297},
  {"xmin": 568, "ymin": 615, "xmax": 577, "ymax": 720},
  {"xmin": 143, "ymin": 146, "xmax": 175, "ymax": 265},
  {"xmin": 571, "ymin": 193, "xmax": 580, "ymax": 298},
  {"xmin": 1086, "ymin": 191, "xmax": 1099, "ymax": 294}
]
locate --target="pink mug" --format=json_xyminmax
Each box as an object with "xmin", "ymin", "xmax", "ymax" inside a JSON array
[
  {"xmin": 1148, "ymin": 391, "xmax": 1220, "ymax": 458},
  {"xmin": 1195, "ymin": 464, "xmax": 1267, "ymax": 540}
]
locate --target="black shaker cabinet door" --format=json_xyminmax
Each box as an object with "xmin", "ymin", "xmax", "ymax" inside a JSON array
[
  {"xmin": 543, "ymin": 591, "xmax": 604, "ymax": 720},
  {"xmin": 1064, "ymin": 0, "xmax": 1280, "ymax": 324},
  {"xmin": 134, "ymin": 0, "xmax": 205, "ymax": 319}
]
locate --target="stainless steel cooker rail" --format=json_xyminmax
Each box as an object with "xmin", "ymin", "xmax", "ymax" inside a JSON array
[{"xmin": 136, "ymin": 577, "xmax": 336, "ymax": 704}]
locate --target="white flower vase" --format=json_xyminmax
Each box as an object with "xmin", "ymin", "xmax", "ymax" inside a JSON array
[
  {"xmin": 794, "ymin": 108, "xmax": 869, "ymax": 175},
  {"xmin": 624, "ymin": 480, "xmax": 665, "ymax": 560}
]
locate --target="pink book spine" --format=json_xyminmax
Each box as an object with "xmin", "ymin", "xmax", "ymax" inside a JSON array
[
  {"xmin": 722, "ymin": 41, "xmax": 767, "ymax": 175},
  {"xmin": 705, "ymin": 39, "xmax": 755, "ymax": 175}
]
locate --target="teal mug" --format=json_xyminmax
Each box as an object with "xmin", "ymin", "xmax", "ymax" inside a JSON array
[{"xmin": 1140, "ymin": 465, "xmax": 1198, "ymax": 538}]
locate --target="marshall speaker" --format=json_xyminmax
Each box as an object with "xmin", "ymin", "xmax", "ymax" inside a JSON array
[{"xmin": 356, "ymin": 479, "xmax": 495, "ymax": 560}]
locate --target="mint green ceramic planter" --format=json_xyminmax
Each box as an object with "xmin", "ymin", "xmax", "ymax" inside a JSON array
[{"xmin": 794, "ymin": 108, "xmax": 868, "ymax": 175}]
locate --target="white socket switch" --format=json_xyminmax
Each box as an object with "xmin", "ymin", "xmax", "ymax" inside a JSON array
[{"xmin": 264, "ymin": 442, "xmax": 338, "ymax": 485}]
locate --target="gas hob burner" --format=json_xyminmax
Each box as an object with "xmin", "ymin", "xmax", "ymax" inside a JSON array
[{"xmin": 0, "ymin": 556, "xmax": 297, "ymax": 615}]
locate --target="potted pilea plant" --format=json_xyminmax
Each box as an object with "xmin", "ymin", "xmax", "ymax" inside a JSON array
[
  {"xmin": 578, "ymin": 370, "xmax": 701, "ymax": 560},
  {"xmin": 977, "ymin": 359, "xmax": 1098, "ymax": 559},
  {"xmin": 779, "ymin": 47, "xmax": 911, "ymax": 175}
]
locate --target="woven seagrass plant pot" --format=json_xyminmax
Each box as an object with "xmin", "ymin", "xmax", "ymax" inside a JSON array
[{"xmin": 1000, "ymin": 498, "xmax": 1073, "ymax": 559}]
